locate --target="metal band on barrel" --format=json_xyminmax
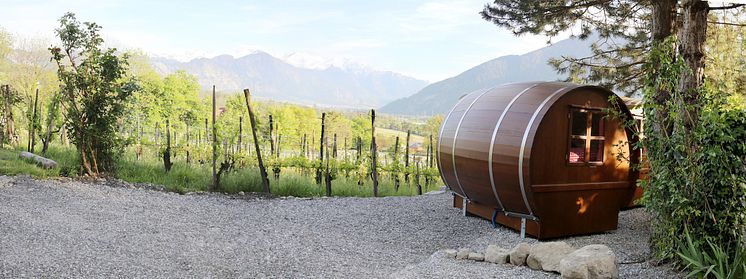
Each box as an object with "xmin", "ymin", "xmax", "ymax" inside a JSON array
[
  {"xmin": 437, "ymin": 92, "xmax": 471, "ymax": 195},
  {"xmin": 487, "ymin": 83, "xmax": 539, "ymax": 212},
  {"xmin": 518, "ymin": 85, "xmax": 572, "ymax": 217},
  {"xmin": 451, "ymin": 87, "xmax": 493, "ymax": 201}
]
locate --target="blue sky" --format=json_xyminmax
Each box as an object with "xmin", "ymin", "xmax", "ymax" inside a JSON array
[{"xmin": 0, "ymin": 0, "xmax": 570, "ymax": 81}]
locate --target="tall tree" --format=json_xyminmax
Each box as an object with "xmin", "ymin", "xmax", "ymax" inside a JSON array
[{"xmin": 50, "ymin": 13, "xmax": 137, "ymax": 175}]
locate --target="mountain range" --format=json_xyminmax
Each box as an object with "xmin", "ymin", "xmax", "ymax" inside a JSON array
[
  {"xmin": 150, "ymin": 36, "xmax": 595, "ymax": 114},
  {"xmin": 378, "ymin": 37, "xmax": 595, "ymax": 115},
  {"xmin": 150, "ymin": 51, "xmax": 429, "ymax": 108}
]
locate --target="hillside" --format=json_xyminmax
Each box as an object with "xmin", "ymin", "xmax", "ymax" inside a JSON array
[
  {"xmin": 379, "ymin": 37, "xmax": 595, "ymax": 116},
  {"xmin": 150, "ymin": 52, "xmax": 429, "ymax": 108}
]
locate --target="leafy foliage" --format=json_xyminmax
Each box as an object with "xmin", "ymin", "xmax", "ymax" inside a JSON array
[
  {"xmin": 678, "ymin": 228, "xmax": 746, "ymax": 279},
  {"xmin": 50, "ymin": 13, "xmax": 138, "ymax": 175},
  {"xmin": 641, "ymin": 39, "xmax": 746, "ymax": 262}
]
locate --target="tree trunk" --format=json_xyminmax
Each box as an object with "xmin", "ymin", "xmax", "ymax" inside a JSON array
[
  {"xmin": 243, "ymin": 89, "xmax": 270, "ymax": 193},
  {"xmin": 650, "ymin": 0, "xmax": 678, "ymax": 137},
  {"xmin": 677, "ymin": 0, "xmax": 708, "ymax": 130}
]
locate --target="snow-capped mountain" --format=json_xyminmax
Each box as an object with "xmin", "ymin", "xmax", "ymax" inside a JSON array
[{"xmin": 150, "ymin": 51, "xmax": 429, "ymax": 108}]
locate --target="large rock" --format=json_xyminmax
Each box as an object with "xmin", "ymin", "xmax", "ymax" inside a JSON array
[
  {"xmin": 509, "ymin": 242, "xmax": 531, "ymax": 266},
  {"xmin": 485, "ymin": 245, "xmax": 510, "ymax": 264},
  {"xmin": 19, "ymin": 151, "xmax": 57, "ymax": 169},
  {"xmin": 527, "ymin": 241, "xmax": 575, "ymax": 272},
  {"xmin": 456, "ymin": 248, "xmax": 472, "ymax": 260},
  {"xmin": 559, "ymin": 245, "xmax": 619, "ymax": 279}
]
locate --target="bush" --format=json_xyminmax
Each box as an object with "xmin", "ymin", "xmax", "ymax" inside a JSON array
[{"xmin": 643, "ymin": 39, "xmax": 746, "ymax": 262}]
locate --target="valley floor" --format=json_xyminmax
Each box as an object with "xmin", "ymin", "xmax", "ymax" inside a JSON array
[{"xmin": 0, "ymin": 176, "xmax": 681, "ymax": 278}]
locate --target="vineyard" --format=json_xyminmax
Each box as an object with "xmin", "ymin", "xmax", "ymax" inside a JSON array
[{"xmin": 0, "ymin": 80, "xmax": 444, "ymax": 197}]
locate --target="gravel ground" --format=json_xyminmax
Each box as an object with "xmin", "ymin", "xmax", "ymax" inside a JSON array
[{"xmin": 0, "ymin": 175, "xmax": 681, "ymax": 278}]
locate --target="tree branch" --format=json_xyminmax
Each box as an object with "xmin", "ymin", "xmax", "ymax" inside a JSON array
[{"xmin": 708, "ymin": 4, "xmax": 744, "ymax": 11}]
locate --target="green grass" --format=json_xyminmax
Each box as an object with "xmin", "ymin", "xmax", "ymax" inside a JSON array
[
  {"xmin": 0, "ymin": 145, "xmax": 78, "ymax": 178},
  {"xmin": 0, "ymin": 144, "xmax": 439, "ymax": 198}
]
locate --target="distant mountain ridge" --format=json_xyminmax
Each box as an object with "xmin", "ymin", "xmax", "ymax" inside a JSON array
[
  {"xmin": 379, "ymin": 37, "xmax": 595, "ymax": 115},
  {"xmin": 150, "ymin": 51, "xmax": 429, "ymax": 108}
]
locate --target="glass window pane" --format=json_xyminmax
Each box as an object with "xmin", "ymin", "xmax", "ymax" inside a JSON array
[
  {"xmin": 571, "ymin": 110, "xmax": 587, "ymax": 136},
  {"xmin": 589, "ymin": 140, "xmax": 604, "ymax": 162},
  {"xmin": 569, "ymin": 139, "xmax": 586, "ymax": 163},
  {"xmin": 591, "ymin": 113, "xmax": 605, "ymax": 136}
]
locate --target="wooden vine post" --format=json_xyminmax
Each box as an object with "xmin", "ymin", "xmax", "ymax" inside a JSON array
[
  {"xmin": 301, "ymin": 133, "xmax": 307, "ymax": 158},
  {"xmin": 371, "ymin": 109, "xmax": 379, "ymax": 197},
  {"xmin": 238, "ymin": 116, "xmax": 243, "ymax": 153},
  {"xmin": 425, "ymin": 134, "xmax": 433, "ymax": 186},
  {"xmin": 394, "ymin": 135, "xmax": 400, "ymax": 192},
  {"xmin": 186, "ymin": 121, "xmax": 191, "ymax": 164},
  {"xmin": 204, "ymin": 118, "xmax": 208, "ymax": 146},
  {"xmin": 332, "ymin": 133, "xmax": 337, "ymax": 158},
  {"xmin": 325, "ymin": 135, "xmax": 332, "ymax": 197},
  {"xmin": 243, "ymin": 88, "xmax": 270, "ymax": 193},
  {"xmin": 415, "ymin": 159, "xmax": 422, "ymax": 195},
  {"xmin": 28, "ymin": 88, "xmax": 39, "ymax": 152},
  {"xmin": 164, "ymin": 119, "xmax": 173, "ymax": 172},
  {"xmin": 316, "ymin": 112, "xmax": 325, "ymax": 185},
  {"xmin": 211, "ymin": 85, "xmax": 218, "ymax": 191},
  {"xmin": 269, "ymin": 115, "xmax": 274, "ymax": 155},
  {"xmin": 404, "ymin": 129, "xmax": 410, "ymax": 184}
]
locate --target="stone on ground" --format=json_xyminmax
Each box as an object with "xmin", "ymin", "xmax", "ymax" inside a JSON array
[
  {"xmin": 468, "ymin": 252, "xmax": 484, "ymax": 261},
  {"xmin": 456, "ymin": 248, "xmax": 472, "ymax": 260},
  {"xmin": 443, "ymin": 249, "xmax": 458, "ymax": 258},
  {"xmin": 526, "ymin": 241, "xmax": 575, "ymax": 272},
  {"xmin": 484, "ymin": 244, "xmax": 509, "ymax": 264},
  {"xmin": 509, "ymin": 242, "xmax": 531, "ymax": 266},
  {"xmin": 559, "ymin": 244, "xmax": 619, "ymax": 279}
]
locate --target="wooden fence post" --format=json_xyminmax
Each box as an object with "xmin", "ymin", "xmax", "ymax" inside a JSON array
[{"xmin": 243, "ymin": 88, "xmax": 270, "ymax": 193}]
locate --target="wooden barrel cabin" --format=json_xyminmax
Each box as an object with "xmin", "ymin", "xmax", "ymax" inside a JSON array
[{"xmin": 438, "ymin": 82, "xmax": 639, "ymax": 239}]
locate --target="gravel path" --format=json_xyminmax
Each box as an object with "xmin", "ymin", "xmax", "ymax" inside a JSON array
[{"xmin": 0, "ymin": 175, "xmax": 681, "ymax": 278}]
